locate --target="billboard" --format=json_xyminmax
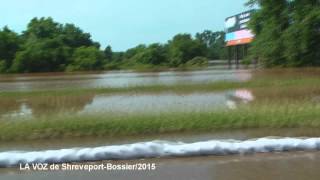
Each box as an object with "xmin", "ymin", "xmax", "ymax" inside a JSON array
[{"xmin": 225, "ymin": 10, "xmax": 255, "ymax": 46}]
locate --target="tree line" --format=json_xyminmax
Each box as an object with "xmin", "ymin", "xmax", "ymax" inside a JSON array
[
  {"xmin": 247, "ymin": 0, "xmax": 320, "ymax": 67},
  {"xmin": 1, "ymin": 0, "xmax": 318, "ymax": 73},
  {"xmin": 0, "ymin": 17, "xmax": 226, "ymax": 73}
]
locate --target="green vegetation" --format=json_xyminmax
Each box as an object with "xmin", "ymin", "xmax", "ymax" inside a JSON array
[
  {"xmin": 67, "ymin": 46, "xmax": 105, "ymax": 71},
  {"xmin": 0, "ymin": 1, "xmax": 319, "ymax": 73},
  {"xmin": 0, "ymin": 17, "xmax": 226, "ymax": 73},
  {"xmin": 0, "ymin": 69, "xmax": 319, "ymax": 141},
  {"xmin": 3, "ymin": 18, "xmax": 101, "ymax": 73},
  {"xmin": 0, "ymin": 101, "xmax": 319, "ymax": 141},
  {"xmin": 0, "ymin": 1, "xmax": 319, "ymax": 142},
  {"xmin": 106, "ymin": 32, "xmax": 225, "ymax": 70},
  {"xmin": 247, "ymin": 0, "xmax": 320, "ymax": 67}
]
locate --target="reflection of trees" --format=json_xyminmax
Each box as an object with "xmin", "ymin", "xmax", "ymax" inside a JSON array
[
  {"xmin": 0, "ymin": 94, "xmax": 94, "ymax": 118},
  {"xmin": 25, "ymin": 94, "xmax": 94, "ymax": 117}
]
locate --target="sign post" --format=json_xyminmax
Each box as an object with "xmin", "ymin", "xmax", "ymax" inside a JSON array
[{"xmin": 225, "ymin": 10, "xmax": 255, "ymax": 69}]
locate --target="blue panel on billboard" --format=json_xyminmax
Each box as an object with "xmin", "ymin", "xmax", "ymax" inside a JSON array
[
  {"xmin": 226, "ymin": 32, "xmax": 235, "ymax": 41},
  {"xmin": 225, "ymin": 9, "xmax": 256, "ymax": 45}
]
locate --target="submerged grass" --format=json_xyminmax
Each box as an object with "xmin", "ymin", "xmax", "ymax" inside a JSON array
[
  {"xmin": 0, "ymin": 101, "xmax": 319, "ymax": 141},
  {"xmin": 1, "ymin": 76, "xmax": 320, "ymax": 98},
  {"xmin": 1, "ymin": 69, "xmax": 320, "ymax": 141}
]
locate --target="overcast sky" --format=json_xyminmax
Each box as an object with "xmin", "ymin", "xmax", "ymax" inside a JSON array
[{"xmin": 1, "ymin": 0, "xmax": 248, "ymax": 51}]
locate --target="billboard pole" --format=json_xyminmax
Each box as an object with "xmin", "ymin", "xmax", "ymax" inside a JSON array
[
  {"xmin": 225, "ymin": 10, "xmax": 255, "ymax": 69},
  {"xmin": 228, "ymin": 46, "xmax": 232, "ymax": 69}
]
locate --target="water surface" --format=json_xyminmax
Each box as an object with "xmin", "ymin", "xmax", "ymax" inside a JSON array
[
  {"xmin": 0, "ymin": 90, "xmax": 254, "ymax": 118},
  {"xmin": 1, "ymin": 68, "xmax": 320, "ymax": 179},
  {"xmin": 0, "ymin": 69, "xmax": 251, "ymax": 92}
]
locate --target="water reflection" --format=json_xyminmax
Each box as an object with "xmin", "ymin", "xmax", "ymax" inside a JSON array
[
  {"xmin": 0, "ymin": 69, "xmax": 251, "ymax": 91},
  {"xmin": 1, "ymin": 90, "xmax": 252, "ymax": 119},
  {"xmin": 81, "ymin": 92, "xmax": 230, "ymax": 114},
  {"xmin": 226, "ymin": 89, "xmax": 255, "ymax": 109},
  {"xmin": 1, "ymin": 86, "xmax": 319, "ymax": 119},
  {"xmin": 0, "ymin": 95, "xmax": 95, "ymax": 119}
]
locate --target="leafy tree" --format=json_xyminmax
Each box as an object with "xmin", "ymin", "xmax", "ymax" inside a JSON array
[
  {"xmin": 11, "ymin": 38, "xmax": 71, "ymax": 72},
  {"xmin": 104, "ymin": 45, "xmax": 113, "ymax": 61},
  {"xmin": 185, "ymin": 56, "xmax": 209, "ymax": 67},
  {"xmin": 23, "ymin": 18, "xmax": 99, "ymax": 49},
  {"xmin": 130, "ymin": 43, "xmax": 168, "ymax": 65},
  {"xmin": 283, "ymin": 0, "xmax": 320, "ymax": 66},
  {"xmin": 0, "ymin": 60, "xmax": 6, "ymax": 73},
  {"xmin": 61, "ymin": 23, "xmax": 96, "ymax": 48},
  {"xmin": 123, "ymin": 44, "xmax": 147, "ymax": 60},
  {"xmin": 23, "ymin": 17, "xmax": 62, "ymax": 40},
  {"xmin": 168, "ymin": 34, "xmax": 206, "ymax": 66},
  {"xmin": 196, "ymin": 30, "xmax": 227, "ymax": 59},
  {"xmin": 0, "ymin": 27, "xmax": 20, "ymax": 72},
  {"xmin": 67, "ymin": 46, "xmax": 105, "ymax": 71},
  {"xmin": 9, "ymin": 17, "xmax": 102, "ymax": 73},
  {"xmin": 247, "ymin": 0, "xmax": 320, "ymax": 67},
  {"xmin": 247, "ymin": 0, "xmax": 290, "ymax": 67},
  {"xmin": 111, "ymin": 52, "xmax": 124, "ymax": 62},
  {"xmin": 196, "ymin": 30, "xmax": 218, "ymax": 47}
]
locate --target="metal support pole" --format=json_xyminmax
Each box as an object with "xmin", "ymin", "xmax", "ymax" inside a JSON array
[{"xmin": 228, "ymin": 46, "xmax": 232, "ymax": 69}]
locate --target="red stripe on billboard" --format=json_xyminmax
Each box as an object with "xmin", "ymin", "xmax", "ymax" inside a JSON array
[{"xmin": 226, "ymin": 38, "xmax": 253, "ymax": 46}]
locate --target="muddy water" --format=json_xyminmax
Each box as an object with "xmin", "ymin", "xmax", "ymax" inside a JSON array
[
  {"xmin": 0, "ymin": 90, "xmax": 253, "ymax": 118},
  {"xmin": 71, "ymin": 92, "xmax": 231, "ymax": 113},
  {"xmin": 1, "ymin": 87, "xmax": 318, "ymax": 119},
  {"xmin": 0, "ymin": 69, "xmax": 251, "ymax": 91},
  {"xmin": 1, "ymin": 69, "xmax": 320, "ymax": 179},
  {"xmin": 0, "ymin": 69, "xmax": 251, "ymax": 118},
  {"xmin": 1, "ymin": 68, "xmax": 320, "ymax": 118}
]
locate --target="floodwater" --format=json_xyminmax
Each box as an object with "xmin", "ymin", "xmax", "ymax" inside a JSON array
[
  {"xmin": 1, "ymin": 68, "xmax": 320, "ymax": 179},
  {"xmin": 0, "ymin": 69, "xmax": 251, "ymax": 91},
  {"xmin": 1, "ymin": 68, "xmax": 319, "ymax": 118},
  {"xmin": 0, "ymin": 69, "xmax": 254, "ymax": 118},
  {"xmin": 0, "ymin": 91, "xmax": 246, "ymax": 118},
  {"xmin": 1, "ymin": 87, "xmax": 318, "ymax": 119}
]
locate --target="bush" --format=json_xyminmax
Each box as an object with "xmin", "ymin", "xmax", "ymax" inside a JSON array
[
  {"xmin": 67, "ymin": 46, "xmax": 105, "ymax": 71},
  {"xmin": 185, "ymin": 56, "xmax": 209, "ymax": 67},
  {"xmin": 11, "ymin": 39, "xmax": 71, "ymax": 73},
  {"xmin": 0, "ymin": 60, "xmax": 6, "ymax": 73}
]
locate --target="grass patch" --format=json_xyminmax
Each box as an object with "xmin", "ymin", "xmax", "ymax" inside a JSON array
[
  {"xmin": 0, "ymin": 101, "xmax": 319, "ymax": 141},
  {"xmin": 1, "ymin": 68, "xmax": 319, "ymax": 142}
]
